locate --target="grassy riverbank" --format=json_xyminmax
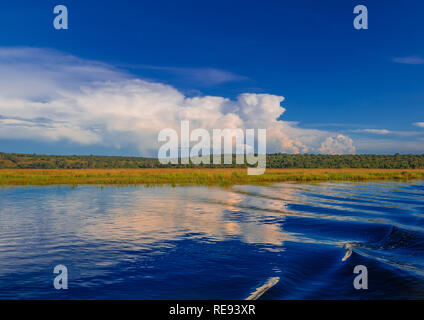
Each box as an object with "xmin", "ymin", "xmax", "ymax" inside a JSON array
[{"xmin": 1, "ymin": 168, "xmax": 424, "ymax": 186}]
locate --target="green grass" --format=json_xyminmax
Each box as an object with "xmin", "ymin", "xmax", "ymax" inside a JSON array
[{"xmin": 1, "ymin": 168, "xmax": 424, "ymax": 187}]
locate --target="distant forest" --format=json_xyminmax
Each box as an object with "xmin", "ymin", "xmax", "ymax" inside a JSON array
[{"xmin": 1, "ymin": 152, "xmax": 424, "ymax": 169}]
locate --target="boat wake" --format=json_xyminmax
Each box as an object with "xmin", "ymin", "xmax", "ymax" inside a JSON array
[{"xmin": 246, "ymin": 277, "xmax": 280, "ymax": 300}]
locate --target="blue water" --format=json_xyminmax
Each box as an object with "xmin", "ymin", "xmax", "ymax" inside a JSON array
[{"xmin": 0, "ymin": 181, "xmax": 423, "ymax": 299}]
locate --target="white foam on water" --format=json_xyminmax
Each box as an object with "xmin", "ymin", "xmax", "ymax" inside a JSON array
[{"xmin": 246, "ymin": 277, "xmax": 280, "ymax": 300}]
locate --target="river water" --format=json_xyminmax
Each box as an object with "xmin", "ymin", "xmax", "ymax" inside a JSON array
[{"xmin": 0, "ymin": 181, "xmax": 423, "ymax": 299}]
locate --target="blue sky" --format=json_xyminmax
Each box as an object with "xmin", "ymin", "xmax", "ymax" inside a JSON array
[{"xmin": 0, "ymin": 0, "xmax": 423, "ymax": 155}]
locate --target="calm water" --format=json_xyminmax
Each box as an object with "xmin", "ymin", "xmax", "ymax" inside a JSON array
[{"xmin": 0, "ymin": 181, "xmax": 423, "ymax": 299}]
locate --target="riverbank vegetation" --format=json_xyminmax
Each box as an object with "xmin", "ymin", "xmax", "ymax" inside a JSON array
[
  {"xmin": 1, "ymin": 152, "xmax": 424, "ymax": 169},
  {"xmin": 1, "ymin": 168, "xmax": 423, "ymax": 186}
]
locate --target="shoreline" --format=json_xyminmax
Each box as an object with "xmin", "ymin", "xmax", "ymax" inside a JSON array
[{"xmin": 1, "ymin": 168, "xmax": 424, "ymax": 186}]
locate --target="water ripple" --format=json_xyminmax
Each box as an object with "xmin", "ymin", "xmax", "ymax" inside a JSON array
[{"xmin": 0, "ymin": 181, "xmax": 423, "ymax": 299}]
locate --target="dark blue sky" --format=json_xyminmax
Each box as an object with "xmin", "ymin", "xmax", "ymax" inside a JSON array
[{"xmin": 0, "ymin": 0, "xmax": 423, "ymax": 155}]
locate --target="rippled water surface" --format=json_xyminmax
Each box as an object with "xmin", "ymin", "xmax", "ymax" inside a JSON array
[{"xmin": 0, "ymin": 181, "xmax": 423, "ymax": 299}]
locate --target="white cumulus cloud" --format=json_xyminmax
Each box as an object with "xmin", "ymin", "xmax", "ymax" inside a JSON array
[
  {"xmin": 0, "ymin": 47, "xmax": 357, "ymax": 156},
  {"xmin": 319, "ymin": 135, "xmax": 356, "ymax": 155}
]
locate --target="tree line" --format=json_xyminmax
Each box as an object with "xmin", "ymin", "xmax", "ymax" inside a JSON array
[{"xmin": 1, "ymin": 152, "xmax": 424, "ymax": 169}]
